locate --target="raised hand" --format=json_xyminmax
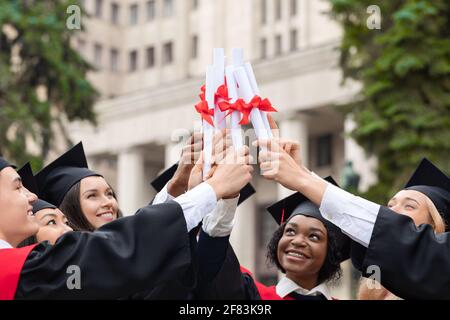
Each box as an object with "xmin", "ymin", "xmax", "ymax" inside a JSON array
[
  {"xmin": 206, "ymin": 146, "xmax": 254, "ymax": 200},
  {"xmin": 254, "ymin": 139, "xmax": 306, "ymax": 192},
  {"xmin": 168, "ymin": 132, "xmax": 203, "ymax": 197}
]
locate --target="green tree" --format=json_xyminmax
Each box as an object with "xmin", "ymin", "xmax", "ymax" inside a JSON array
[
  {"xmin": 329, "ymin": 0, "xmax": 450, "ymax": 203},
  {"xmin": 0, "ymin": 0, "xmax": 97, "ymax": 169}
]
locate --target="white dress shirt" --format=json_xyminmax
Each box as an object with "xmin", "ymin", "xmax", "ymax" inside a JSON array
[
  {"xmin": 152, "ymin": 182, "xmax": 217, "ymax": 232},
  {"xmin": 319, "ymin": 182, "xmax": 381, "ymax": 248},
  {"xmin": 0, "ymin": 239, "xmax": 13, "ymax": 249},
  {"xmin": 276, "ymin": 276, "xmax": 333, "ymax": 300},
  {"xmin": 202, "ymin": 196, "xmax": 239, "ymax": 237}
]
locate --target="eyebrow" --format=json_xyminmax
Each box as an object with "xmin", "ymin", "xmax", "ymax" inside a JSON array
[
  {"xmin": 405, "ymin": 197, "xmax": 420, "ymax": 205},
  {"xmin": 309, "ymin": 227, "xmax": 326, "ymax": 235},
  {"xmin": 40, "ymin": 213, "xmax": 57, "ymax": 220},
  {"xmin": 13, "ymin": 177, "xmax": 22, "ymax": 184},
  {"xmin": 82, "ymin": 187, "xmax": 113, "ymax": 196}
]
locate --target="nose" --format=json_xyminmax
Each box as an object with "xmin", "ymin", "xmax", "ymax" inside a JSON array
[
  {"xmin": 291, "ymin": 234, "xmax": 307, "ymax": 247},
  {"xmin": 24, "ymin": 187, "xmax": 38, "ymax": 204},
  {"xmin": 61, "ymin": 223, "xmax": 73, "ymax": 234},
  {"xmin": 100, "ymin": 194, "xmax": 113, "ymax": 208}
]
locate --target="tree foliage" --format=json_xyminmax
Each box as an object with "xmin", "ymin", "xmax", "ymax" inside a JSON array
[
  {"xmin": 0, "ymin": 0, "xmax": 97, "ymax": 169},
  {"xmin": 329, "ymin": 0, "xmax": 450, "ymax": 203}
]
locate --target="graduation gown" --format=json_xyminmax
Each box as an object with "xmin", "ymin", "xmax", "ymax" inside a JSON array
[
  {"xmin": 195, "ymin": 230, "xmax": 328, "ymax": 300},
  {"xmin": 351, "ymin": 206, "xmax": 450, "ymax": 300},
  {"xmin": 1, "ymin": 201, "xmax": 194, "ymax": 299}
]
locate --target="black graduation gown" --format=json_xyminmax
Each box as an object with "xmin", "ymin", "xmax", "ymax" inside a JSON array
[
  {"xmin": 14, "ymin": 201, "xmax": 194, "ymax": 299},
  {"xmin": 351, "ymin": 206, "xmax": 450, "ymax": 300},
  {"xmin": 195, "ymin": 230, "xmax": 328, "ymax": 300},
  {"xmin": 195, "ymin": 230, "xmax": 261, "ymax": 300}
]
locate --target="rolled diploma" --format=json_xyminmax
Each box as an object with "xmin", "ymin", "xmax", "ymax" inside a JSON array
[
  {"xmin": 203, "ymin": 66, "xmax": 215, "ymax": 179},
  {"xmin": 213, "ymin": 49, "xmax": 227, "ymax": 130},
  {"xmin": 244, "ymin": 62, "xmax": 273, "ymax": 138},
  {"xmin": 225, "ymin": 65, "xmax": 243, "ymax": 151},
  {"xmin": 234, "ymin": 67, "xmax": 269, "ymax": 141}
]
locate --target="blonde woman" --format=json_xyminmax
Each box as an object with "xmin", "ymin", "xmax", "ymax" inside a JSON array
[{"xmin": 357, "ymin": 193, "xmax": 446, "ymax": 300}]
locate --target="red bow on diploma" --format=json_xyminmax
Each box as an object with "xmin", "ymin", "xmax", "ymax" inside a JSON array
[
  {"xmin": 238, "ymin": 96, "xmax": 277, "ymax": 125},
  {"xmin": 195, "ymin": 85, "xmax": 214, "ymax": 126}
]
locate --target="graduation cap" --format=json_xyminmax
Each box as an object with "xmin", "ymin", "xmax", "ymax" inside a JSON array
[
  {"xmin": 266, "ymin": 176, "xmax": 351, "ymax": 262},
  {"xmin": 35, "ymin": 142, "xmax": 101, "ymax": 207},
  {"xmin": 150, "ymin": 163, "xmax": 256, "ymax": 205},
  {"xmin": 17, "ymin": 163, "xmax": 57, "ymax": 214},
  {"xmin": 0, "ymin": 157, "xmax": 16, "ymax": 171},
  {"xmin": 404, "ymin": 158, "xmax": 450, "ymax": 229}
]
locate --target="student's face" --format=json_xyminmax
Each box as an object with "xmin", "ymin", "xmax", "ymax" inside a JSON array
[
  {"xmin": 35, "ymin": 208, "xmax": 73, "ymax": 245},
  {"xmin": 79, "ymin": 176, "xmax": 119, "ymax": 229},
  {"xmin": 277, "ymin": 215, "xmax": 328, "ymax": 283},
  {"xmin": 388, "ymin": 190, "xmax": 432, "ymax": 226},
  {"xmin": 0, "ymin": 167, "xmax": 38, "ymax": 246}
]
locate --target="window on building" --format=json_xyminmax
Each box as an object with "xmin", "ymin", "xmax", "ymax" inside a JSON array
[
  {"xmin": 261, "ymin": 0, "xmax": 267, "ymax": 25},
  {"xmin": 129, "ymin": 50, "xmax": 138, "ymax": 72},
  {"xmin": 147, "ymin": 0, "xmax": 156, "ymax": 21},
  {"xmin": 163, "ymin": 0, "xmax": 175, "ymax": 17},
  {"xmin": 290, "ymin": 0, "xmax": 298, "ymax": 17},
  {"xmin": 260, "ymin": 38, "xmax": 267, "ymax": 59},
  {"xmin": 275, "ymin": 35, "xmax": 282, "ymax": 55},
  {"xmin": 316, "ymin": 134, "xmax": 333, "ymax": 167},
  {"xmin": 94, "ymin": 43, "xmax": 102, "ymax": 67},
  {"xmin": 275, "ymin": 0, "xmax": 282, "ymax": 21},
  {"xmin": 191, "ymin": 0, "xmax": 199, "ymax": 10},
  {"xmin": 163, "ymin": 42, "xmax": 174, "ymax": 64},
  {"xmin": 111, "ymin": 3, "xmax": 119, "ymax": 25},
  {"xmin": 110, "ymin": 48, "xmax": 119, "ymax": 72},
  {"xmin": 95, "ymin": 0, "xmax": 103, "ymax": 18},
  {"xmin": 191, "ymin": 35, "xmax": 198, "ymax": 59},
  {"xmin": 130, "ymin": 4, "xmax": 139, "ymax": 25},
  {"xmin": 146, "ymin": 46, "xmax": 155, "ymax": 68},
  {"xmin": 290, "ymin": 29, "xmax": 298, "ymax": 51}
]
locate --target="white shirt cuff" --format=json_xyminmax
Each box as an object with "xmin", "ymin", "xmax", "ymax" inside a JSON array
[
  {"xmin": 202, "ymin": 196, "xmax": 240, "ymax": 237},
  {"xmin": 319, "ymin": 183, "xmax": 380, "ymax": 248},
  {"xmin": 174, "ymin": 182, "xmax": 218, "ymax": 232},
  {"xmin": 153, "ymin": 183, "xmax": 175, "ymax": 205}
]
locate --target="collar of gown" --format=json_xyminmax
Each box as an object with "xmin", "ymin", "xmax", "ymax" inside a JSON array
[
  {"xmin": 276, "ymin": 276, "xmax": 332, "ymax": 300},
  {"xmin": 0, "ymin": 239, "xmax": 13, "ymax": 249}
]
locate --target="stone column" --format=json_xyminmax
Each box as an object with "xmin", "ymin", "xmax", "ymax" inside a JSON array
[{"xmin": 117, "ymin": 148, "xmax": 146, "ymax": 216}]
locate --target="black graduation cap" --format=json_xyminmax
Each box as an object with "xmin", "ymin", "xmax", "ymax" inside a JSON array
[
  {"xmin": 0, "ymin": 157, "xmax": 16, "ymax": 171},
  {"xmin": 35, "ymin": 142, "xmax": 101, "ymax": 207},
  {"xmin": 17, "ymin": 163, "xmax": 57, "ymax": 214},
  {"xmin": 150, "ymin": 163, "xmax": 256, "ymax": 205},
  {"xmin": 266, "ymin": 176, "xmax": 351, "ymax": 262},
  {"xmin": 404, "ymin": 158, "xmax": 450, "ymax": 228}
]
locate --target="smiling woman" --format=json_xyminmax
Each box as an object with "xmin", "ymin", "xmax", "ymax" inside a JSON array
[{"xmin": 34, "ymin": 142, "xmax": 123, "ymax": 232}]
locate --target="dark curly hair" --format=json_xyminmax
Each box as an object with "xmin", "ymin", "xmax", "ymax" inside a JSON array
[{"xmin": 267, "ymin": 220, "xmax": 343, "ymax": 285}]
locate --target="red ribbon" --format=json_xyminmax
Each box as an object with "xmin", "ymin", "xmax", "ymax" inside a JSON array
[
  {"xmin": 237, "ymin": 96, "xmax": 277, "ymax": 125},
  {"xmin": 195, "ymin": 85, "xmax": 277, "ymax": 127}
]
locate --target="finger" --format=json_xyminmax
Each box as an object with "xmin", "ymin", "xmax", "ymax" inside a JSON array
[{"xmin": 268, "ymin": 114, "xmax": 280, "ymax": 139}]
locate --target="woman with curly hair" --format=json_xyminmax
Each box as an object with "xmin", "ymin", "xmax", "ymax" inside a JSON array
[{"xmin": 195, "ymin": 177, "xmax": 350, "ymax": 300}]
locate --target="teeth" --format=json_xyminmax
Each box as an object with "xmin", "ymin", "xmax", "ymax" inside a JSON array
[
  {"xmin": 287, "ymin": 252, "xmax": 305, "ymax": 258},
  {"xmin": 100, "ymin": 213, "xmax": 113, "ymax": 218}
]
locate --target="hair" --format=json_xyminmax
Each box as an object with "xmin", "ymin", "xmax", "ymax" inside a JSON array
[
  {"xmin": 358, "ymin": 195, "xmax": 446, "ymax": 300},
  {"xmin": 426, "ymin": 196, "xmax": 446, "ymax": 234},
  {"xmin": 266, "ymin": 219, "xmax": 343, "ymax": 285},
  {"xmin": 59, "ymin": 179, "xmax": 123, "ymax": 232},
  {"xmin": 17, "ymin": 235, "xmax": 37, "ymax": 248}
]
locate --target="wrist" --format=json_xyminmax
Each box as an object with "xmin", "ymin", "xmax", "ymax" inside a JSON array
[
  {"xmin": 206, "ymin": 178, "xmax": 224, "ymax": 201},
  {"xmin": 167, "ymin": 178, "xmax": 187, "ymax": 197}
]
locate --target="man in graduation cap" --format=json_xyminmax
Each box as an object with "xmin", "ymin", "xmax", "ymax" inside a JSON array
[
  {"xmin": 0, "ymin": 139, "xmax": 253, "ymax": 299},
  {"xmin": 257, "ymin": 136, "xmax": 450, "ymax": 299},
  {"xmin": 194, "ymin": 176, "xmax": 351, "ymax": 300}
]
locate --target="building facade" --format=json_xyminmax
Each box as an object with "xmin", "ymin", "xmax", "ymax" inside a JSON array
[{"xmin": 67, "ymin": 0, "xmax": 378, "ymax": 299}]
